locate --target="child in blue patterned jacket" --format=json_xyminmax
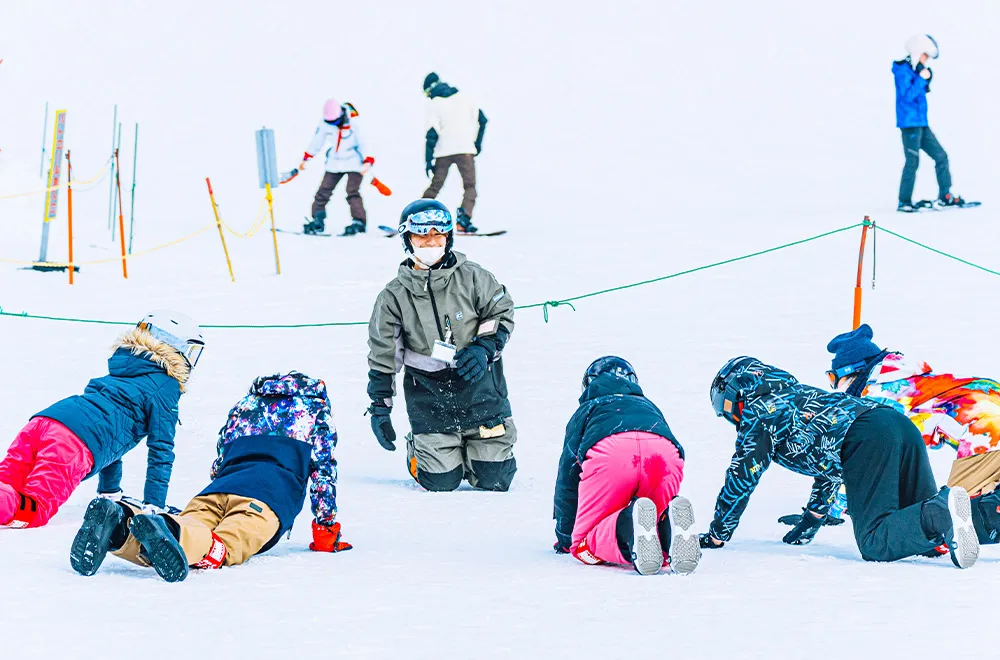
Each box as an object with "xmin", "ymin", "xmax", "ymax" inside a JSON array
[{"xmin": 70, "ymin": 371, "xmax": 350, "ymax": 582}]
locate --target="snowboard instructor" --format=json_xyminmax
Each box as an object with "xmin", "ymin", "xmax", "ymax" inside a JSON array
[
  {"xmin": 366, "ymin": 199, "xmax": 517, "ymax": 492},
  {"xmin": 894, "ymin": 34, "xmax": 967, "ymax": 212}
]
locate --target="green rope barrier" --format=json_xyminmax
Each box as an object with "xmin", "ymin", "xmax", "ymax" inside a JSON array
[
  {"xmin": 876, "ymin": 225, "xmax": 1000, "ymax": 278},
  {"xmin": 0, "ymin": 221, "xmax": 898, "ymax": 329}
]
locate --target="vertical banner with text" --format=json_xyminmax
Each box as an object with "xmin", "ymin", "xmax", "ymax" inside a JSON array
[{"xmin": 38, "ymin": 110, "xmax": 67, "ymax": 263}]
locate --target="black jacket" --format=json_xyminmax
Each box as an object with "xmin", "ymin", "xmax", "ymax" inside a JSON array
[
  {"xmin": 707, "ymin": 361, "xmax": 882, "ymax": 542},
  {"xmin": 553, "ymin": 374, "xmax": 683, "ymax": 548}
]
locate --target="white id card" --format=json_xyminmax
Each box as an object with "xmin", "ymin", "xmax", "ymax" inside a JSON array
[{"xmin": 431, "ymin": 340, "xmax": 457, "ymax": 364}]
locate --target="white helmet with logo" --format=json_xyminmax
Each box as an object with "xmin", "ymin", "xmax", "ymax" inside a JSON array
[
  {"xmin": 137, "ymin": 310, "xmax": 205, "ymax": 368},
  {"xmin": 906, "ymin": 34, "xmax": 939, "ymax": 67}
]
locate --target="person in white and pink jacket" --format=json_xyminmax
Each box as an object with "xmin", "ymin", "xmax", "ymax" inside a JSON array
[{"xmin": 301, "ymin": 99, "xmax": 375, "ymax": 236}]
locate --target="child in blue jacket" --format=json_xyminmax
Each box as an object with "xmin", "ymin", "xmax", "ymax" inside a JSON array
[
  {"xmin": 70, "ymin": 371, "xmax": 350, "ymax": 583},
  {"xmin": 0, "ymin": 311, "xmax": 202, "ymax": 528},
  {"xmin": 893, "ymin": 34, "xmax": 966, "ymax": 212}
]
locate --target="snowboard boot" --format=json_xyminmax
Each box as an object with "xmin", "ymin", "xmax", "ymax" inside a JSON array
[
  {"xmin": 70, "ymin": 498, "xmax": 128, "ymax": 576},
  {"xmin": 935, "ymin": 193, "xmax": 965, "ymax": 208},
  {"xmin": 456, "ymin": 208, "xmax": 478, "ymax": 234},
  {"xmin": 342, "ymin": 218, "xmax": 366, "ymax": 236},
  {"xmin": 129, "ymin": 513, "xmax": 189, "ymax": 582},
  {"xmin": 897, "ymin": 201, "xmax": 918, "ymax": 213},
  {"xmin": 658, "ymin": 496, "xmax": 701, "ymax": 575},
  {"xmin": 303, "ymin": 210, "xmax": 327, "ymax": 235},
  {"xmin": 615, "ymin": 497, "xmax": 662, "ymax": 575},
  {"xmin": 972, "ymin": 490, "xmax": 1000, "ymax": 545},
  {"xmin": 921, "ymin": 487, "xmax": 979, "ymax": 569}
]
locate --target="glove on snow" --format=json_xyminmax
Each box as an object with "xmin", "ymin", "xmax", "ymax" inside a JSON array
[
  {"xmin": 781, "ymin": 511, "xmax": 825, "ymax": 545},
  {"xmin": 699, "ymin": 533, "xmax": 724, "ymax": 549},
  {"xmin": 778, "ymin": 510, "xmax": 845, "ymax": 527},
  {"xmin": 455, "ymin": 343, "xmax": 490, "ymax": 383},
  {"xmin": 310, "ymin": 521, "xmax": 353, "ymax": 553},
  {"xmin": 367, "ymin": 402, "xmax": 397, "ymax": 451}
]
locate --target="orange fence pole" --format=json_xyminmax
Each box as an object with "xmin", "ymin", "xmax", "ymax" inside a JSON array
[
  {"xmin": 114, "ymin": 148, "xmax": 128, "ymax": 279},
  {"xmin": 67, "ymin": 150, "xmax": 74, "ymax": 285},
  {"xmin": 852, "ymin": 216, "xmax": 871, "ymax": 329},
  {"xmin": 206, "ymin": 177, "xmax": 235, "ymax": 283}
]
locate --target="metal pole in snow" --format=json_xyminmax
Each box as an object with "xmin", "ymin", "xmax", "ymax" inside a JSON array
[
  {"xmin": 107, "ymin": 104, "xmax": 117, "ymax": 233},
  {"xmin": 128, "ymin": 123, "xmax": 138, "ymax": 254},
  {"xmin": 110, "ymin": 121, "xmax": 122, "ymax": 242},
  {"xmin": 39, "ymin": 102, "xmax": 49, "ymax": 179}
]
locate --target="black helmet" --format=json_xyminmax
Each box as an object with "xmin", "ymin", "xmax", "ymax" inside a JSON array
[
  {"xmin": 582, "ymin": 356, "xmax": 639, "ymax": 391},
  {"xmin": 710, "ymin": 356, "xmax": 760, "ymax": 426},
  {"xmin": 398, "ymin": 199, "xmax": 455, "ymax": 256}
]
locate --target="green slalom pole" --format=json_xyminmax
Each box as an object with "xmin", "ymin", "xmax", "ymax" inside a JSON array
[{"xmin": 128, "ymin": 123, "xmax": 138, "ymax": 254}]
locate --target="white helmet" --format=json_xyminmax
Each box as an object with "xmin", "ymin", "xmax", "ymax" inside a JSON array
[
  {"xmin": 137, "ymin": 310, "xmax": 205, "ymax": 368},
  {"xmin": 906, "ymin": 34, "xmax": 939, "ymax": 67}
]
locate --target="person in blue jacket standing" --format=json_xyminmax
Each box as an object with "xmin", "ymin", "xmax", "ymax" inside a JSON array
[{"xmin": 894, "ymin": 34, "xmax": 966, "ymax": 212}]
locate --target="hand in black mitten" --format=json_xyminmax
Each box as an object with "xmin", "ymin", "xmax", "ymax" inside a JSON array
[
  {"xmin": 367, "ymin": 403, "xmax": 396, "ymax": 451},
  {"xmin": 782, "ymin": 511, "xmax": 826, "ymax": 545},
  {"xmin": 778, "ymin": 510, "xmax": 845, "ymax": 527},
  {"xmin": 455, "ymin": 343, "xmax": 490, "ymax": 383},
  {"xmin": 699, "ymin": 533, "xmax": 725, "ymax": 549}
]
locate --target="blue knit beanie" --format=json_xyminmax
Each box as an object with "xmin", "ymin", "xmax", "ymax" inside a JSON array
[{"xmin": 826, "ymin": 324, "xmax": 882, "ymax": 370}]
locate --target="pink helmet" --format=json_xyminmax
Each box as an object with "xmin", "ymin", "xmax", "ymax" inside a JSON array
[{"xmin": 323, "ymin": 98, "xmax": 343, "ymax": 121}]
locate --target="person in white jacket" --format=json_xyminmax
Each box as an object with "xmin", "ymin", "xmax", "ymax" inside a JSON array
[
  {"xmin": 421, "ymin": 73, "xmax": 487, "ymax": 234},
  {"xmin": 301, "ymin": 99, "xmax": 375, "ymax": 236}
]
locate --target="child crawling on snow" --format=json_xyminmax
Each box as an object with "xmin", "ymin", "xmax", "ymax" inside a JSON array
[
  {"xmin": 0, "ymin": 311, "xmax": 202, "ymax": 529},
  {"xmin": 70, "ymin": 371, "xmax": 351, "ymax": 582},
  {"xmin": 552, "ymin": 357, "xmax": 701, "ymax": 575}
]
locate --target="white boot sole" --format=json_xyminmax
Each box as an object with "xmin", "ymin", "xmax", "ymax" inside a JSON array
[
  {"xmin": 667, "ymin": 496, "xmax": 701, "ymax": 575},
  {"xmin": 947, "ymin": 487, "xmax": 979, "ymax": 569},
  {"xmin": 631, "ymin": 498, "xmax": 662, "ymax": 576}
]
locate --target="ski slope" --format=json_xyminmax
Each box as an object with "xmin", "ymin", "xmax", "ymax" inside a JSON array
[{"xmin": 1, "ymin": 2, "xmax": 999, "ymax": 658}]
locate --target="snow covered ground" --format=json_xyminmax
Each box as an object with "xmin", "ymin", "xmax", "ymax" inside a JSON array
[{"xmin": 2, "ymin": 1, "xmax": 999, "ymax": 658}]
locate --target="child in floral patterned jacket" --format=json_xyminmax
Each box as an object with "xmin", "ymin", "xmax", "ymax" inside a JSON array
[{"xmin": 70, "ymin": 371, "xmax": 350, "ymax": 582}]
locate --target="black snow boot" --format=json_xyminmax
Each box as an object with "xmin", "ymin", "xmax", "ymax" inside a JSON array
[
  {"xmin": 973, "ymin": 491, "xmax": 1000, "ymax": 545},
  {"xmin": 615, "ymin": 497, "xmax": 662, "ymax": 576},
  {"xmin": 935, "ymin": 193, "xmax": 966, "ymax": 208},
  {"xmin": 456, "ymin": 208, "xmax": 478, "ymax": 234},
  {"xmin": 921, "ymin": 487, "xmax": 979, "ymax": 569},
  {"xmin": 303, "ymin": 210, "xmax": 327, "ymax": 235},
  {"xmin": 70, "ymin": 498, "xmax": 128, "ymax": 577},
  {"xmin": 342, "ymin": 218, "xmax": 366, "ymax": 236},
  {"xmin": 130, "ymin": 514, "xmax": 189, "ymax": 583}
]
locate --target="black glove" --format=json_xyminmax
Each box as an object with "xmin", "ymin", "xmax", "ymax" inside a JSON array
[
  {"xmin": 698, "ymin": 533, "xmax": 724, "ymax": 549},
  {"xmin": 778, "ymin": 511, "xmax": 846, "ymax": 527},
  {"xmin": 425, "ymin": 161, "xmax": 434, "ymax": 178},
  {"xmin": 782, "ymin": 511, "xmax": 825, "ymax": 545},
  {"xmin": 367, "ymin": 403, "xmax": 396, "ymax": 451},
  {"xmin": 455, "ymin": 343, "xmax": 490, "ymax": 383}
]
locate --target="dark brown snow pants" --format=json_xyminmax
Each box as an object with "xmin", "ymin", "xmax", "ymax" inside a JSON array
[
  {"xmin": 423, "ymin": 154, "xmax": 477, "ymax": 217},
  {"xmin": 312, "ymin": 172, "xmax": 366, "ymax": 222}
]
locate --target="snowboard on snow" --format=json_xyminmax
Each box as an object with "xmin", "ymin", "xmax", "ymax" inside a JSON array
[
  {"xmin": 275, "ymin": 228, "xmax": 331, "ymax": 237},
  {"xmin": 899, "ymin": 199, "xmax": 982, "ymax": 213},
  {"xmin": 378, "ymin": 225, "xmax": 508, "ymax": 237}
]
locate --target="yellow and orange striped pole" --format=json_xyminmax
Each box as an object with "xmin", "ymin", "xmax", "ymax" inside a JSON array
[
  {"xmin": 266, "ymin": 182, "xmax": 281, "ymax": 275},
  {"xmin": 67, "ymin": 150, "xmax": 74, "ymax": 284},
  {"xmin": 114, "ymin": 148, "xmax": 128, "ymax": 279},
  {"xmin": 206, "ymin": 177, "xmax": 235, "ymax": 283},
  {"xmin": 852, "ymin": 216, "xmax": 872, "ymax": 329}
]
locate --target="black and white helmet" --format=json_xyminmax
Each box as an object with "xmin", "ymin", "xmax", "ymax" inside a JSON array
[{"xmin": 137, "ymin": 310, "xmax": 205, "ymax": 369}]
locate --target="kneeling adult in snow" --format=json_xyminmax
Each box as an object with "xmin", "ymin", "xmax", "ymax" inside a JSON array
[
  {"xmin": 0, "ymin": 310, "xmax": 201, "ymax": 529},
  {"xmin": 553, "ymin": 357, "xmax": 700, "ymax": 576},
  {"xmin": 701, "ymin": 357, "xmax": 979, "ymax": 568},
  {"xmin": 301, "ymin": 99, "xmax": 375, "ymax": 236},
  {"xmin": 825, "ymin": 324, "xmax": 1000, "ymax": 545},
  {"xmin": 367, "ymin": 199, "xmax": 516, "ymax": 492},
  {"xmin": 70, "ymin": 372, "xmax": 350, "ymax": 583}
]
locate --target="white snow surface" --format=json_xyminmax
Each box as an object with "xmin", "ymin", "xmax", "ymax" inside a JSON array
[{"xmin": 2, "ymin": 2, "xmax": 999, "ymax": 658}]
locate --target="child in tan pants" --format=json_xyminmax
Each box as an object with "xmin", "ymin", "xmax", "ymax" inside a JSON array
[{"xmin": 70, "ymin": 372, "xmax": 351, "ymax": 582}]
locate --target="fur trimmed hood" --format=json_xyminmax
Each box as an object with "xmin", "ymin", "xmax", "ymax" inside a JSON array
[{"xmin": 113, "ymin": 328, "xmax": 191, "ymax": 390}]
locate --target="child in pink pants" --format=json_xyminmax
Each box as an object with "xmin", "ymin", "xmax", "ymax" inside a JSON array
[{"xmin": 553, "ymin": 357, "xmax": 701, "ymax": 575}]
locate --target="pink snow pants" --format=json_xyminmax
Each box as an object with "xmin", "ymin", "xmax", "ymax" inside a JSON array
[
  {"xmin": 0, "ymin": 417, "xmax": 94, "ymax": 528},
  {"xmin": 571, "ymin": 431, "xmax": 684, "ymax": 566}
]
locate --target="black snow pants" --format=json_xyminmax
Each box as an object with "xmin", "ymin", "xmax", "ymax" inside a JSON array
[
  {"xmin": 311, "ymin": 172, "xmax": 366, "ymax": 222},
  {"xmin": 841, "ymin": 407, "xmax": 939, "ymax": 562},
  {"xmin": 898, "ymin": 126, "xmax": 951, "ymax": 204}
]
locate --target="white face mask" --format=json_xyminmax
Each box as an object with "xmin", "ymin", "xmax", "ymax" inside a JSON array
[{"xmin": 412, "ymin": 246, "xmax": 446, "ymax": 268}]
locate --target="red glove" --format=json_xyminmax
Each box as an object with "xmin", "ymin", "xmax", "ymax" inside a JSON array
[
  {"xmin": 310, "ymin": 521, "xmax": 353, "ymax": 552},
  {"xmin": 363, "ymin": 156, "xmax": 375, "ymax": 167},
  {"xmin": 302, "ymin": 152, "xmax": 313, "ymax": 162}
]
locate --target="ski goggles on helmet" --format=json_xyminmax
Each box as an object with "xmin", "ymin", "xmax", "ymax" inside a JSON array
[
  {"xmin": 398, "ymin": 208, "xmax": 454, "ymax": 236},
  {"xmin": 139, "ymin": 322, "xmax": 206, "ymax": 369},
  {"xmin": 826, "ymin": 361, "xmax": 866, "ymax": 389}
]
